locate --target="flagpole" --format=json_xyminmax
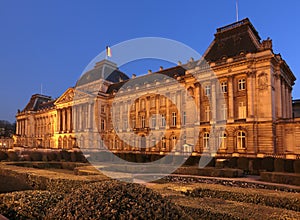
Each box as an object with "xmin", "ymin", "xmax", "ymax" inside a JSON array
[{"xmin": 236, "ymin": 0, "xmax": 239, "ymax": 22}]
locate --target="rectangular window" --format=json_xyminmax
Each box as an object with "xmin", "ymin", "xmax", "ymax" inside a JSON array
[
  {"xmin": 101, "ymin": 119, "xmax": 105, "ymax": 130},
  {"xmin": 131, "ymin": 118, "xmax": 136, "ymax": 129},
  {"xmin": 205, "ymin": 106, "xmax": 210, "ymax": 121},
  {"xmin": 221, "ymin": 81, "xmax": 228, "ymax": 93},
  {"xmin": 151, "ymin": 98, "xmax": 155, "ymax": 107},
  {"xmin": 183, "ymin": 111, "xmax": 186, "ymax": 125},
  {"xmin": 221, "ymin": 104, "xmax": 227, "ymax": 120},
  {"xmin": 101, "ymin": 105, "xmax": 105, "ymax": 113},
  {"xmin": 172, "ymin": 112, "xmax": 177, "ymax": 126},
  {"xmin": 151, "ymin": 115, "xmax": 156, "ymax": 128},
  {"xmin": 238, "ymin": 78, "xmax": 246, "ymax": 91},
  {"xmin": 123, "ymin": 119, "xmax": 128, "ymax": 130},
  {"xmin": 205, "ymin": 85, "xmax": 211, "ymax": 96},
  {"xmin": 161, "ymin": 114, "xmax": 166, "ymax": 127},
  {"xmin": 238, "ymin": 102, "xmax": 247, "ymax": 119},
  {"xmin": 141, "ymin": 116, "xmax": 145, "ymax": 128}
]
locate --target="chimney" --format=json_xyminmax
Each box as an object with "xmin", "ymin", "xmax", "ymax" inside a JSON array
[
  {"xmin": 159, "ymin": 66, "xmax": 163, "ymax": 71},
  {"xmin": 189, "ymin": 57, "xmax": 194, "ymax": 62},
  {"xmin": 148, "ymin": 69, "xmax": 152, "ymax": 74},
  {"xmin": 177, "ymin": 61, "xmax": 182, "ymax": 66},
  {"xmin": 132, "ymin": 74, "xmax": 136, "ymax": 79}
]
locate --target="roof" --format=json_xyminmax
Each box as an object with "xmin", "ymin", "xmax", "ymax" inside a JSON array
[
  {"xmin": 204, "ymin": 18, "xmax": 262, "ymax": 62},
  {"xmin": 106, "ymin": 65, "xmax": 187, "ymax": 94},
  {"xmin": 76, "ymin": 60, "xmax": 129, "ymax": 86},
  {"xmin": 21, "ymin": 94, "xmax": 54, "ymax": 112}
]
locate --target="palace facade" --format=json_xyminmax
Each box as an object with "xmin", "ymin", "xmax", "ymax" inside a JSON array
[{"xmin": 14, "ymin": 18, "xmax": 300, "ymax": 158}]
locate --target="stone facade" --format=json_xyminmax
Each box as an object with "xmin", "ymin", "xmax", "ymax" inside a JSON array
[{"xmin": 14, "ymin": 18, "xmax": 300, "ymax": 158}]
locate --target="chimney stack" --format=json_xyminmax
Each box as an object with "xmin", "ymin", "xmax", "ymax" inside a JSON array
[
  {"xmin": 148, "ymin": 69, "xmax": 152, "ymax": 74},
  {"xmin": 159, "ymin": 66, "xmax": 163, "ymax": 71},
  {"xmin": 132, "ymin": 74, "xmax": 136, "ymax": 79}
]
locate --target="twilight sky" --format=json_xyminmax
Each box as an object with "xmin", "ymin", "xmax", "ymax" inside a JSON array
[{"xmin": 1, "ymin": 0, "xmax": 300, "ymax": 122}]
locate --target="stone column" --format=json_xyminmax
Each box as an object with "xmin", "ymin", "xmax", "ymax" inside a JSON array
[
  {"xmin": 62, "ymin": 109, "xmax": 65, "ymax": 132},
  {"xmin": 247, "ymin": 72, "xmax": 254, "ymax": 120},
  {"xmin": 276, "ymin": 75, "xmax": 282, "ymax": 118},
  {"xmin": 67, "ymin": 107, "xmax": 71, "ymax": 132},
  {"xmin": 16, "ymin": 121, "xmax": 19, "ymax": 135},
  {"xmin": 177, "ymin": 91, "xmax": 181, "ymax": 128},
  {"xmin": 227, "ymin": 76, "xmax": 234, "ymax": 122},
  {"xmin": 146, "ymin": 97, "xmax": 150, "ymax": 127},
  {"xmin": 211, "ymin": 81, "xmax": 216, "ymax": 122},
  {"xmin": 285, "ymin": 84, "xmax": 289, "ymax": 119},
  {"xmin": 166, "ymin": 94, "xmax": 170, "ymax": 129},
  {"xmin": 155, "ymin": 95, "xmax": 159, "ymax": 130},
  {"xmin": 195, "ymin": 84, "xmax": 201, "ymax": 124}
]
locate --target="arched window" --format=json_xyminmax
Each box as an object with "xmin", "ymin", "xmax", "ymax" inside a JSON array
[
  {"xmin": 219, "ymin": 133, "xmax": 227, "ymax": 149},
  {"xmin": 237, "ymin": 131, "xmax": 246, "ymax": 149},
  {"xmin": 203, "ymin": 132, "xmax": 209, "ymax": 149}
]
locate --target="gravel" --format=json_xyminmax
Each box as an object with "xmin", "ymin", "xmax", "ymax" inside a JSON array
[
  {"xmin": 46, "ymin": 180, "xmax": 187, "ymax": 220},
  {"xmin": 159, "ymin": 176, "xmax": 300, "ymax": 193}
]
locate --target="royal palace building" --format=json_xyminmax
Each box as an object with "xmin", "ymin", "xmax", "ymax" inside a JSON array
[{"xmin": 14, "ymin": 18, "xmax": 300, "ymax": 158}]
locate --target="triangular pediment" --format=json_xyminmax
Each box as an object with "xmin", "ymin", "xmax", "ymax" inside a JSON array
[{"xmin": 54, "ymin": 88, "xmax": 74, "ymax": 105}]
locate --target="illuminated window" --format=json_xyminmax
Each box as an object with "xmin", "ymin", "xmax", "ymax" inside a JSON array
[
  {"xmin": 161, "ymin": 114, "xmax": 166, "ymax": 127},
  {"xmin": 101, "ymin": 119, "xmax": 105, "ymax": 130},
  {"xmin": 172, "ymin": 112, "xmax": 177, "ymax": 126},
  {"xmin": 183, "ymin": 111, "xmax": 186, "ymax": 125},
  {"xmin": 203, "ymin": 132, "xmax": 209, "ymax": 149},
  {"xmin": 205, "ymin": 106, "xmax": 210, "ymax": 121},
  {"xmin": 238, "ymin": 78, "xmax": 246, "ymax": 90},
  {"xmin": 151, "ymin": 115, "xmax": 156, "ymax": 128},
  {"xmin": 237, "ymin": 131, "xmax": 246, "ymax": 149},
  {"xmin": 219, "ymin": 133, "xmax": 227, "ymax": 149},
  {"xmin": 238, "ymin": 102, "xmax": 246, "ymax": 119},
  {"xmin": 205, "ymin": 85, "xmax": 211, "ymax": 96},
  {"xmin": 221, "ymin": 104, "xmax": 227, "ymax": 120},
  {"xmin": 141, "ymin": 116, "xmax": 145, "ymax": 128},
  {"xmin": 221, "ymin": 81, "xmax": 228, "ymax": 93}
]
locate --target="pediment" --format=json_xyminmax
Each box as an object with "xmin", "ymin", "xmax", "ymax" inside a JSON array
[{"xmin": 55, "ymin": 88, "xmax": 74, "ymax": 105}]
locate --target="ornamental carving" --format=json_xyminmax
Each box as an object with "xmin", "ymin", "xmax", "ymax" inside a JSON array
[{"xmin": 258, "ymin": 72, "xmax": 268, "ymax": 90}]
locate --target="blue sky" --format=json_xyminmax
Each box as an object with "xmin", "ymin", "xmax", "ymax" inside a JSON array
[{"xmin": 1, "ymin": 0, "xmax": 300, "ymax": 122}]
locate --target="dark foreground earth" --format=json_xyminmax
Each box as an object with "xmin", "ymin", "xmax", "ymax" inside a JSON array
[{"xmin": 0, "ymin": 163, "xmax": 299, "ymax": 219}]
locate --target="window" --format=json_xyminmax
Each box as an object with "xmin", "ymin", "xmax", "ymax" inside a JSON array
[
  {"xmin": 238, "ymin": 102, "xmax": 247, "ymax": 119},
  {"xmin": 183, "ymin": 111, "xmax": 186, "ymax": 125},
  {"xmin": 172, "ymin": 112, "xmax": 177, "ymax": 126},
  {"xmin": 238, "ymin": 78, "xmax": 246, "ymax": 90},
  {"xmin": 123, "ymin": 119, "xmax": 128, "ymax": 130},
  {"xmin": 161, "ymin": 114, "xmax": 166, "ymax": 127},
  {"xmin": 221, "ymin": 81, "xmax": 228, "ymax": 93},
  {"xmin": 183, "ymin": 135, "xmax": 186, "ymax": 144},
  {"xmin": 205, "ymin": 85, "xmax": 211, "ymax": 96},
  {"xmin": 237, "ymin": 131, "xmax": 246, "ymax": 149},
  {"xmin": 151, "ymin": 115, "xmax": 156, "ymax": 128},
  {"xmin": 221, "ymin": 104, "xmax": 227, "ymax": 120},
  {"xmin": 205, "ymin": 106, "xmax": 210, "ymax": 121},
  {"xmin": 141, "ymin": 116, "xmax": 145, "ymax": 128},
  {"xmin": 101, "ymin": 119, "xmax": 105, "ymax": 130},
  {"xmin": 131, "ymin": 117, "xmax": 136, "ymax": 129},
  {"xmin": 171, "ymin": 136, "xmax": 177, "ymax": 150},
  {"xmin": 151, "ymin": 137, "xmax": 156, "ymax": 148},
  {"xmin": 151, "ymin": 98, "xmax": 155, "ymax": 107},
  {"xmin": 203, "ymin": 132, "xmax": 210, "ymax": 149},
  {"xmin": 219, "ymin": 133, "xmax": 227, "ymax": 149},
  {"xmin": 160, "ymin": 96, "xmax": 165, "ymax": 106},
  {"xmin": 161, "ymin": 137, "xmax": 166, "ymax": 150},
  {"xmin": 101, "ymin": 105, "xmax": 105, "ymax": 113},
  {"xmin": 141, "ymin": 99, "xmax": 145, "ymax": 109}
]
